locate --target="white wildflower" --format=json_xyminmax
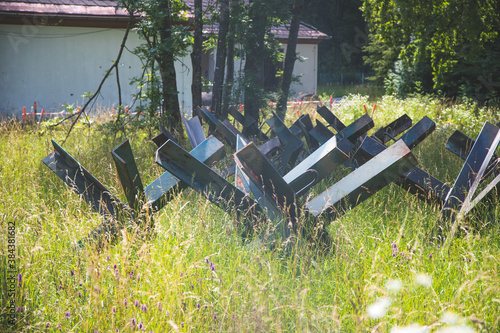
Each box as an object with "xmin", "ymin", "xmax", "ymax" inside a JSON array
[
  {"xmin": 415, "ymin": 273, "xmax": 432, "ymax": 288},
  {"xmin": 391, "ymin": 323, "xmax": 430, "ymax": 333},
  {"xmin": 386, "ymin": 279, "xmax": 402, "ymax": 293},
  {"xmin": 367, "ymin": 297, "xmax": 392, "ymax": 319}
]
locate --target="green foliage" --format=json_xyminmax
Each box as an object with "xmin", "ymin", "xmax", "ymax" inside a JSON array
[{"xmin": 362, "ymin": 0, "xmax": 500, "ymax": 100}]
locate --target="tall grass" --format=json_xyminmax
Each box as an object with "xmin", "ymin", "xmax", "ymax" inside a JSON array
[{"xmin": 1, "ymin": 95, "xmax": 500, "ymax": 332}]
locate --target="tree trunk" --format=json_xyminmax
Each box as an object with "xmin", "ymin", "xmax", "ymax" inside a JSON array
[
  {"xmin": 158, "ymin": 0, "xmax": 181, "ymax": 130},
  {"xmin": 222, "ymin": 0, "xmax": 236, "ymax": 116},
  {"xmin": 191, "ymin": 0, "xmax": 203, "ymax": 113},
  {"xmin": 243, "ymin": 0, "xmax": 267, "ymax": 133},
  {"xmin": 212, "ymin": 0, "xmax": 230, "ymax": 118},
  {"xmin": 276, "ymin": 0, "xmax": 304, "ymax": 120}
]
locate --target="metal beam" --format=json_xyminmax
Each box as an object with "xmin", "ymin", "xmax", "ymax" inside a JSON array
[
  {"xmin": 182, "ymin": 116, "xmax": 206, "ymax": 149},
  {"xmin": 306, "ymin": 140, "xmax": 418, "ymax": 220}
]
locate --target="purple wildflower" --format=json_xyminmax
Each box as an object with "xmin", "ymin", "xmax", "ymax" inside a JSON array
[
  {"xmin": 124, "ymin": 298, "xmax": 128, "ymax": 307},
  {"xmin": 181, "ymin": 322, "xmax": 184, "ymax": 326},
  {"xmin": 138, "ymin": 322, "xmax": 143, "ymax": 329},
  {"xmin": 57, "ymin": 324, "xmax": 62, "ymax": 329},
  {"xmin": 46, "ymin": 322, "xmax": 51, "ymax": 328},
  {"xmin": 78, "ymin": 291, "xmax": 82, "ymax": 298},
  {"xmin": 180, "ymin": 272, "xmax": 184, "ymax": 277},
  {"xmin": 71, "ymin": 270, "xmax": 75, "ymax": 276},
  {"xmin": 197, "ymin": 303, "xmax": 200, "ymax": 310},
  {"xmin": 429, "ymin": 254, "xmax": 433, "ymax": 259},
  {"xmin": 112, "ymin": 307, "xmax": 117, "ymax": 314},
  {"xmin": 131, "ymin": 318, "xmax": 137, "ymax": 326},
  {"xmin": 16, "ymin": 307, "xmax": 21, "ymax": 312},
  {"xmin": 65, "ymin": 311, "xmax": 70, "ymax": 319},
  {"xmin": 113, "ymin": 264, "xmax": 117, "ymax": 270},
  {"xmin": 115, "ymin": 329, "xmax": 119, "ymax": 332},
  {"xmin": 130, "ymin": 271, "xmax": 134, "ymax": 279},
  {"xmin": 134, "ymin": 300, "xmax": 140, "ymax": 307},
  {"xmin": 205, "ymin": 258, "xmax": 209, "ymax": 264},
  {"xmin": 213, "ymin": 314, "xmax": 217, "ymax": 320},
  {"xmin": 17, "ymin": 273, "xmax": 22, "ymax": 284},
  {"xmin": 141, "ymin": 304, "xmax": 147, "ymax": 312},
  {"xmin": 392, "ymin": 253, "xmax": 396, "ymax": 257},
  {"xmin": 157, "ymin": 302, "xmax": 163, "ymax": 311}
]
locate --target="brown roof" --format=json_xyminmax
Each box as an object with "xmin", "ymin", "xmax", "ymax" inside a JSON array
[{"xmin": 0, "ymin": 0, "xmax": 328, "ymax": 41}]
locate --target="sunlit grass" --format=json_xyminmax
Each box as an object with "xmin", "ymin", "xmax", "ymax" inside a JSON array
[{"xmin": 1, "ymin": 95, "xmax": 500, "ymax": 332}]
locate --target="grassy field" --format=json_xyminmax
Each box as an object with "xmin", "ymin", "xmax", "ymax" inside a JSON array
[{"xmin": 1, "ymin": 94, "xmax": 500, "ymax": 332}]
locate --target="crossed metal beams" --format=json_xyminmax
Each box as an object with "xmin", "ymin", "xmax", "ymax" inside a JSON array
[{"xmin": 43, "ymin": 106, "xmax": 500, "ymax": 247}]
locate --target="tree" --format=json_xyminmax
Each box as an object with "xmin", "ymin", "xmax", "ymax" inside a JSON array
[
  {"xmin": 191, "ymin": 0, "xmax": 203, "ymax": 111},
  {"xmin": 211, "ymin": 0, "xmax": 230, "ymax": 118},
  {"xmin": 276, "ymin": 0, "xmax": 304, "ymax": 120},
  {"xmin": 127, "ymin": 0, "xmax": 191, "ymax": 131},
  {"xmin": 362, "ymin": 0, "xmax": 500, "ymax": 98}
]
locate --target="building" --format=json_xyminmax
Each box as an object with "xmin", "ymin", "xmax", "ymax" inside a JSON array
[{"xmin": 0, "ymin": 0, "xmax": 328, "ymax": 118}]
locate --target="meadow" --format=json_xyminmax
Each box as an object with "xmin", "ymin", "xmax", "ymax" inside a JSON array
[{"xmin": 1, "ymin": 94, "xmax": 500, "ymax": 332}]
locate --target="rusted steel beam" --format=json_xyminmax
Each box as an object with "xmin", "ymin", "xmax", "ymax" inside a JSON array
[
  {"xmin": 316, "ymin": 105, "xmax": 346, "ymax": 133},
  {"xmin": 235, "ymin": 142, "xmax": 298, "ymax": 238},
  {"xmin": 182, "ymin": 116, "xmax": 206, "ymax": 149},
  {"xmin": 372, "ymin": 114, "xmax": 412, "ymax": 144},
  {"xmin": 196, "ymin": 106, "xmax": 218, "ymax": 133},
  {"xmin": 265, "ymin": 112, "xmax": 304, "ymax": 175},
  {"xmin": 43, "ymin": 140, "xmax": 128, "ymax": 246},
  {"xmin": 351, "ymin": 116, "xmax": 447, "ymax": 205},
  {"xmin": 43, "ymin": 140, "xmax": 122, "ymax": 217},
  {"xmin": 442, "ymin": 122, "xmax": 500, "ymax": 221},
  {"xmin": 151, "ymin": 125, "xmax": 178, "ymax": 148},
  {"xmin": 283, "ymin": 136, "xmax": 353, "ymax": 196},
  {"xmin": 306, "ymin": 140, "xmax": 418, "ymax": 220},
  {"xmin": 112, "ymin": 139, "xmax": 145, "ymax": 209},
  {"xmin": 235, "ymin": 136, "xmax": 282, "ymax": 222},
  {"xmin": 148, "ymin": 136, "xmax": 226, "ymax": 211},
  {"xmin": 156, "ymin": 139, "xmax": 261, "ymax": 219}
]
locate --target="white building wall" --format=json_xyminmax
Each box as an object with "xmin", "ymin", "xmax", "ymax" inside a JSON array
[
  {"xmin": 0, "ymin": 24, "xmax": 193, "ymax": 118},
  {"xmin": 284, "ymin": 42, "xmax": 318, "ymax": 97}
]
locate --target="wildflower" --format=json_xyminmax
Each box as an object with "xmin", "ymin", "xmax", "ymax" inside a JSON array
[
  {"xmin": 441, "ymin": 311, "xmax": 460, "ymax": 325},
  {"xmin": 130, "ymin": 271, "xmax": 134, "ymax": 279},
  {"xmin": 205, "ymin": 258, "xmax": 209, "ymax": 264},
  {"xmin": 17, "ymin": 273, "xmax": 22, "ymax": 284},
  {"xmin": 213, "ymin": 314, "xmax": 217, "ymax": 320},
  {"xmin": 131, "ymin": 318, "xmax": 137, "ymax": 326},
  {"xmin": 65, "ymin": 311, "xmax": 70, "ymax": 319},
  {"xmin": 415, "ymin": 273, "xmax": 432, "ymax": 288},
  {"xmin": 78, "ymin": 291, "xmax": 82, "ymax": 298},
  {"xmin": 112, "ymin": 307, "xmax": 117, "ymax": 314},
  {"xmin": 196, "ymin": 303, "xmax": 200, "ymax": 310},
  {"xmin": 180, "ymin": 272, "xmax": 184, "ymax": 277},
  {"xmin": 181, "ymin": 322, "xmax": 185, "ymax": 326},
  {"xmin": 113, "ymin": 264, "xmax": 117, "ymax": 270},
  {"xmin": 367, "ymin": 297, "xmax": 392, "ymax": 319},
  {"xmin": 106, "ymin": 255, "xmax": 110, "ymax": 261},
  {"xmin": 57, "ymin": 324, "xmax": 62, "ymax": 329},
  {"xmin": 16, "ymin": 307, "xmax": 21, "ymax": 312},
  {"xmin": 191, "ymin": 284, "xmax": 194, "ymax": 288},
  {"xmin": 138, "ymin": 322, "xmax": 143, "ymax": 329},
  {"xmin": 137, "ymin": 273, "xmax": 141, "ymax": 280},
  {"xmin": 115, "ymin": 329, "xmax": 119, "ymax": 332},
  {"xmin": 124, "ymin": 298, "xmax": 128, "ymax": 307},
  {"xmin": 134, "ymin": 300, "xmax": 140, "ymax": 307},
  {"xmin": 392, "ymin": 253, "xmax": 396, "ymax": 257},
  {"xmin": 157, "ymin": 302, "xmax": 163, "ymax": 311},
  {"xmin": 385, "ymin": 279, "xmax": 402, "ymax": 293},
  {"xmin": 141, "ymin": 304, "xmax": 147, "ymax": 312},
  {"xmin": 428, "ymin": 254, "xmax": 432, "ymax": 259},
  {"xmin": 46, "ymin": 322, "xmax": 50, "ymax": 328},
  {"xmin": 71, "ymin": 270, "xmax": 75, "ymax": 276}
]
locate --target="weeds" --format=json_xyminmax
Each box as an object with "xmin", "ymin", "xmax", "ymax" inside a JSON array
[{"xmin": 1, "ymin": 95, "xmax": 500, "ymax": 332}]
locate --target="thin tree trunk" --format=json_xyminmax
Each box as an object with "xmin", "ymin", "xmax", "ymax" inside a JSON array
[
  {"xmin": 159, "ymin": 0, "xmax": 181, "ymax": 130},
  {"xmin": 191, "ymin": 0, "xmax": 203, "ymax": 112},
  {"xmin": 212, "ymin": 0, "xmax": 230, "ymax": 118},
  {"xmin": 222, "ymin": 0, "xmax": 236, "ymax": 116},
  {"xmin": 276, "ymin": 0, "xmax": 304, "ymax": 120},
  {"xmin": 243, "ymin": 0, "xmax": 267, "ymax": 133}
]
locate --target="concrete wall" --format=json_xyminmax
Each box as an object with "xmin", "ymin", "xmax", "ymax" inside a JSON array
[{"xmin": 0, "ymin": 24, "xmax": 193, "ymax": 119}]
